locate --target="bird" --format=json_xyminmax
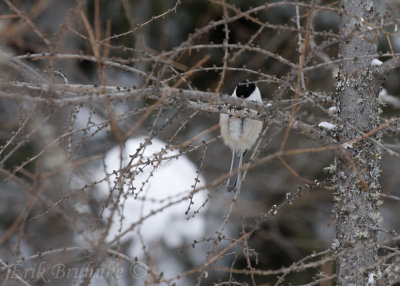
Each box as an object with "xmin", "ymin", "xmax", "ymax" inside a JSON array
[{"xmin": 220, "ymin": 80, "xmax": 263, "ymax": 192}]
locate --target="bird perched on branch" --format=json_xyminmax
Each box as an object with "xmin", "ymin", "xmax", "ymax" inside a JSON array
[{"xmin": 220, "ymin": 80, "xmax": 263, "ymax": 192}]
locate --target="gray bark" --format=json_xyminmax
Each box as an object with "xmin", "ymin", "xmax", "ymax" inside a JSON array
[{"xmin": 335, "ymin": 0, "xmax": 383, "ymax": 285}]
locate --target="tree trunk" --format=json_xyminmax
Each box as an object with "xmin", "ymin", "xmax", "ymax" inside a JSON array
[{"xmin": 335, "ymin": 0, "xmax": 383, "ymax": 285}]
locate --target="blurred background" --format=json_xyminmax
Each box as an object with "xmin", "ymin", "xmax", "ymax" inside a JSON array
[{"xmin": 0, "ymin": 0, "xmax": 400, "ymax": 285}]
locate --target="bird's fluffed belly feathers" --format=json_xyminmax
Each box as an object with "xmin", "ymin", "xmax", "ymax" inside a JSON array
[{"xmin": 220, "ymin": 113, "xmax": 263, "ymax": 153}]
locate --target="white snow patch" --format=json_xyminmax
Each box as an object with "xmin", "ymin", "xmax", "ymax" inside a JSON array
[
  {"xmin": 328, "ymin": 106, "xmax": 337, "ymax": 113},
  {"xmin": 266, "ymin": 103, "xmax": 272, "ymax": 107},
  {"xmin": 96, "ymin": 136, "xmax": 207, "ymax": 251},
  {"xmin": 78, "ymin": 136, "xmax": 210, "ymax": 285},
  {"xmin": 367, "ymin": 272, "xmax": 376, "ymax": 285},
  {"xmin": 379, "ymin": 88, "xmax": 388, "ymax": 97},
  {"xmin": 73, "ymin": 107, "xmax": 107, "ymax": 139},
  {"xmin": 74, "ymin": 203, "xmax": 91, "ymax": 214},
  {"xmin": 318, "ymin": 121, "xmax": 336, "ymax": 130},
  {"xmin": 342, "ymin": 142, "xmax": 353, "ymax": 149},
  {"xmin": 379, "ymin": 88, "xmax": 400, "ymax": 108},
  {"xmin": 371, "ymin": 58, "xmax": 383, "ymax": 66}
]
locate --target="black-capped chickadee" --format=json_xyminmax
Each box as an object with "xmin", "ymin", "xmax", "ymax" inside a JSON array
[{"xmin": 220, "ymin": 81, "xmax": 263, "ymax": 192}]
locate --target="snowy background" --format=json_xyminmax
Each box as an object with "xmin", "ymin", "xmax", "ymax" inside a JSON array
[{"xmin": 0, "ymin": 0, "xmax": 400, "ymax": 285}]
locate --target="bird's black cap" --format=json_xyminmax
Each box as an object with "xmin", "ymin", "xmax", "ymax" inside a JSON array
[{"xmin": 235, "ymin": 80, "xmax": 256, "ymax": 98}]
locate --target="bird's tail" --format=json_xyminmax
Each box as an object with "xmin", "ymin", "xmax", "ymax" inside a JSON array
[{"xmin": 227, "ymin": 151, "xmax": 243, "ymax": 192}]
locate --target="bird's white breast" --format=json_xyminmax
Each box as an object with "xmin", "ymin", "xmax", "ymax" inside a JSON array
[
  {"xmin": 220, "ymin": 114, "xmax": 262, "ymax": 153},
  {"xmin": 220, "ymin": 86, "xmax": 263, "ymax": 153}
]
